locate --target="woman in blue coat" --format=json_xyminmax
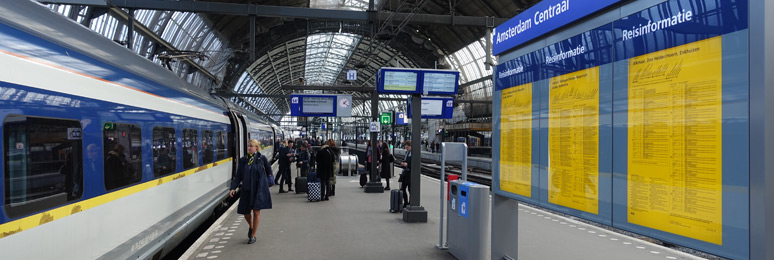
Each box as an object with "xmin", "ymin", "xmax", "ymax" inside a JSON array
[{"xmin": 229, "ymin": 139, "xmax": 273, "ymax": 244}]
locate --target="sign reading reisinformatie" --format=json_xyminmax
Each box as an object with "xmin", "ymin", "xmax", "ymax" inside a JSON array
[{"xmin": 492, "ymin": 0, "xmax": 623, "ymax": 55}]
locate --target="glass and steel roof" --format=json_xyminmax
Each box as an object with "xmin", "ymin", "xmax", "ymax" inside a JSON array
[{"xmin": 44, "ymin": 0, "xmax": 515, "ymax": 127}]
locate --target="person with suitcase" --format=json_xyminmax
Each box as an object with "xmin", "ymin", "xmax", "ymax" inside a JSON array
[{"xmin": 296, "ymin": 143, "xmax": 310, "ymax": 177}]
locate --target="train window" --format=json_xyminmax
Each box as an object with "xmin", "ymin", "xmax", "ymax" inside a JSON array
[
  {"xmin": 202, "ymin": 130, "xmax": 213, "ymax": 165},
  {"xmin": 216, "ymin": 131, "xmax": 226, "ymax": 160},
  {"xmin": 227, "ymin": 131, "xmax": 234, "ymax": 158},
  {"xmin": 152, "ymin": 127, "xmax": 176, "ymax": 177},
  {"xmin": 3, "ymin": 115, "xmax": 83, "ymax": 219},
  {"xmin": 103, "ymin": 122, "xmax": 142, "ymax": 190},
  {"xmin": 182, "ymin": 129, "xmax": 198, "ymax": 170}
]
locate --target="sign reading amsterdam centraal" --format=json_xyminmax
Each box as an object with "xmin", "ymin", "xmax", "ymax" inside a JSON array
[{"xmin": 492, "ymin": 0, "xmax": 623, "ymax": 55}]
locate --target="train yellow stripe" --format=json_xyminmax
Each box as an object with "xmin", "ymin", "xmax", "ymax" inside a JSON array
[{"xmin": 0, "ymin": 158, "xmax": 233, "ymax": 239}]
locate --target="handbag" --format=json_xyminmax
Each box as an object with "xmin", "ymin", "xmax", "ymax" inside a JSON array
[{"xmin": 267, "ymin": 172, "xmax": 275, "ymax": 187}]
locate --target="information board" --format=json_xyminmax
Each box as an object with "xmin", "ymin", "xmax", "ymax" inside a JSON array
[
  {"xmin": 491, "ymin": 0, "xmax": 750, "ymax": 258},
  {"xmin": 499, "ymin": 83, "xmax": 533, "ymax": 197},
  {"xmin": 422, "ymin": 99, "xmax": 443, "ymax": 116},
  {"xmin": 422, "ymin": 71, "xmax": 459, "ymax": 95},
  {"xmin": 290, "ymin": 94, "xmax": 350, "ymax": 117},
  {"xmin": 301, "ymin": 96, "xmax": 334, "ymax": 115},
  {"xmin": 548, "ymin": 67, "xmax": 600, "ymax": 214},
  {"xmin": 377, "ymin": 68, "xmax": 460, "ymax": 95},
  {"xmin": 407, "ymin": 97, "xmax": 454, "ymax": 119},
  {"xmin": 381, "ymin": 69, "xmax": 418, "ymax": 93},
  {"xmin": 627, "ymin": 35, "xmax": 724, "ymax": 245}
]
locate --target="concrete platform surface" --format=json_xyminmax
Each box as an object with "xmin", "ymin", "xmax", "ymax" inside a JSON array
[{"xmin": 182, "ymin": 166, "xmax": 706, "ymax": 260}]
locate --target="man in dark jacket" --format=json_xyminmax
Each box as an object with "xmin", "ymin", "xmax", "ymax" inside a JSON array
[
  {"xmin": 277, "ymin": 140, "xmax": 294, "ymax": 193},
  {"xmin": 296, "ymin": 143, "xmax": 310, "ymax": 177},
  {"xmin": 399, "ymin": 140, "xmax": 412, "ymax": 207},
  {"xmin": 316, "ymin": 143, "xmax": 335, "ymax": 201}
]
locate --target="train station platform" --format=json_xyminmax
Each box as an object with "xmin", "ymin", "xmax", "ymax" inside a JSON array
[{"xmin": 181, "ymin": 166, "xmax": 705, "ymax": 260}]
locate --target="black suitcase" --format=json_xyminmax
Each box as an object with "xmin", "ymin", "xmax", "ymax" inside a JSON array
[
  {"xmin": 295, "ymin": 168, "xmax": 308, "ymax": 194},
  {"xmin": 389, "ymin": 189, "xmax": 403, "ymax": 213}
]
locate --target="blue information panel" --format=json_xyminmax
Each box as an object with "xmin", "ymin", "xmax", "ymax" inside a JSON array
[
  {"xmin": 377, "ymin": 68, "xmax": 460, "ymax": 95},
  {"xmin": 492, "ymin": 0, "xmax": 750, "ymax": 258},
  {"xmin": 290, "ymin": 94, "xmax": 336, "ymax": 117},
  {"xmin": 396, "ymin": 112, "xmax": 409, "ymax": 125},
  {"xmin": 421, "ymin": 70, "xmax": 459, "ymax": 95},
  {"xmin": 610, "ymin": 0, "xmax": 749, "ymax": 259},
  {"xmin": 407, "ymin": 97, "xmax": 454, "ymax": 119},
  {"xmin": 493, "ymin": 0, "xmax": 623, "ymax": 55},
  {"xmin": 378, "ymin": 68, "xmax": 419, "ymax": 94}
]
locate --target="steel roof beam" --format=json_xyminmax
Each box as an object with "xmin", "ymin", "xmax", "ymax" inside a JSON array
[{"xmin": 38, "ymin": 0, "xmax": 507, "ymax": 27}]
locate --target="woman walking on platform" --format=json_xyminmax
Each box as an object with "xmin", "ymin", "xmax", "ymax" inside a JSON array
[{"xmin": 230, "ymin": 139, "xmax": 273, "ymax": 244}]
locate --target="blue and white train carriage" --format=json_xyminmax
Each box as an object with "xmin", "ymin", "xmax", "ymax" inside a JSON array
[{"xmin": 0, "ymin": 1, "xmax": 281, "ymax": 259}]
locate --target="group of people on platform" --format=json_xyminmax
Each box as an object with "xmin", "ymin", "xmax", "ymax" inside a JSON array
[{"xmin": 229, "ymin": 137, "xmax": 412, "ymax": 244}]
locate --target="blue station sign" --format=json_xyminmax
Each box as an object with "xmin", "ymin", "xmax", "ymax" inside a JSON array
[{"xmin": 492, "ymin": 0, "xmax": 623, "ymax": 55}]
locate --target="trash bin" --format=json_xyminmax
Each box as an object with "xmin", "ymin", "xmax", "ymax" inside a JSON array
[{"xmin": 447, "ymin": 180, "xmax": 491, "ymax": 260}]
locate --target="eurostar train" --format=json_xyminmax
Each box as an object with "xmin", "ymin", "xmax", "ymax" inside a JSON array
[{"xmin": 0, "ymin": 1, "xmax": 284, "ymax": 259}]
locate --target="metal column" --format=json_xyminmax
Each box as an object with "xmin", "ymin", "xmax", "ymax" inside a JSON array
[{"xmin": 403, "ymin": 94, "xmax": 427, "ymax": 222}]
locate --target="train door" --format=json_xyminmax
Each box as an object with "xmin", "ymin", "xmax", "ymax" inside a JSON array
[{"xmin": 226, "ymin": 111, "xmax": 247, "ymax": 177}]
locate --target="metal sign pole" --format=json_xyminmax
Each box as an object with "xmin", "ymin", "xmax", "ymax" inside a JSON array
[{"xmin": 437, "ymin": 143, "xmax": 447, "ymax": 249}]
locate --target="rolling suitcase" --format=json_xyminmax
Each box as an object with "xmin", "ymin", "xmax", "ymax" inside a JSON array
[
  {"xmin": 389, "ymin": 189, "xmax": 403, "ymax": 213},
  {"xmin": 295, "ymin": 168, "xmax": 307, "ymax": 194},
  {"xmin": 307, "ymin": 171, "xmax": 321, "ymax": 202}
]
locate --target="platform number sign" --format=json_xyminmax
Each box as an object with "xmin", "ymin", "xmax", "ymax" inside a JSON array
[
  {"xmin": 291, "ymin": 96, "xmax": 299, "ymax": 104},
  {"xmin": 346, "ymin": 70, "xmax": 357, "ymax": 81}
]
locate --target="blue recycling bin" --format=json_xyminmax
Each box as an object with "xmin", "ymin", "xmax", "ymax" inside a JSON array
[{"xmin": 447, "ymin": 180, "xmax": 491, "ymax": 260}]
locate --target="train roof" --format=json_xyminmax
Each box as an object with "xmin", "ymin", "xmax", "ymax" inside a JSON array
[{"xmin": 0, "ymin": 1, "xmax": 229, "ymax": 118}]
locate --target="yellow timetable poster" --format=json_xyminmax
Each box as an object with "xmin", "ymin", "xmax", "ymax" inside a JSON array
[
  {"xmin": 628, "ymin": 36, "xmax": 723, "ymax": 245},
  {"xmin": 500, "ymin": 83, "xmax": 532, "ymax": 197},
  {"xmin": 548, "ymin": 67, "xmax": 599, "ymax": 214}
]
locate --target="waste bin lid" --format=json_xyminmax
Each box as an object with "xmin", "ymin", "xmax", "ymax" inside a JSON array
[{"xmin": 460, "ymin": 181, "xmax": 486, "ymax": 188}]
